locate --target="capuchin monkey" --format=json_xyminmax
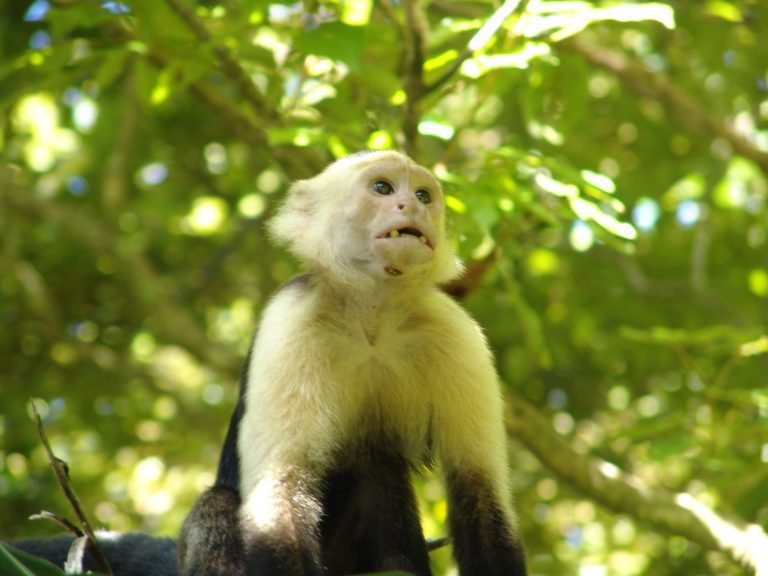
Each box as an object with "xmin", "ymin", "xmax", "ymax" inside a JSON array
[{"xmin": 178, "ymin": 150, "xmax": 527, "ymax": 576}]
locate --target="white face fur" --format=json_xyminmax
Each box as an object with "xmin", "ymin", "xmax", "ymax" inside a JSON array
[{"xmin": 268, "ymin": 151, "xmax": 462, "ymax": 287}]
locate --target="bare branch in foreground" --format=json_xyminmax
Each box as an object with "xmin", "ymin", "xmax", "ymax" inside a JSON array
[{"xmin": 31, "ymin": 401, "xmax": 113, "ymax": 576}]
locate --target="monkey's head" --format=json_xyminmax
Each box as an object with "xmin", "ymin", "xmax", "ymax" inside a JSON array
[{"xmin": 268, "ymin": 151, "xmax": 462, "ymax": 288}]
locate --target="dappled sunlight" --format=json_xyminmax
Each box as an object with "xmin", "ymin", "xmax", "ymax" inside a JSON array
[
  {"xmin": 11, "ymin": 94, "xmax": 79, "ymax": 173},
  {"xmin": 137, "ymin": 162, "xmax": 169, "ymax": 186},
  {"xmin": 2, "ymin": 1, "xmax": 767, "ymax": 574},
  {"xmin": 181, "ymin": 197, "xmax": 230, "ymax": 236}
]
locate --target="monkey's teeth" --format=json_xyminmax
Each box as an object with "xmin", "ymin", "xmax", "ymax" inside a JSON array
[{"xmin": 383, "ymin": 229, "xmax": 430, "ymax": 247}]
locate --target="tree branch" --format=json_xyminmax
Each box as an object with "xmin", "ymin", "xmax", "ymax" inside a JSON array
[
  {"xmin": 162, "ymin": 0, "xmax": 277, "ymax": 124},
  {"xmin": 564, "ymin": 38, "xmax": 768, "ymax": 176},
  {"xmin": 157, "ymin": 0, "xmax": 328, "ymax": 177},
  {"xmin": 101, "ymin": 55, "xmax": 139, "ymax": 217},
  {"xmin": 505, "ymin": 390, "xmax": 768, "ymax": 575},
  {"xmin": 145, "ymin": 51, "xmax": 325, "ymax": 178},
  {"xmin": 401, "ymin": 0, "xmax": 429, "ymax": 156}
]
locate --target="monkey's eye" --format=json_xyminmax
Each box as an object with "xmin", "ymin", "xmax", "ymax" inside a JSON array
[
  {"xmin": 371, "ymin": 180, "xmax": 395, "ymax": 196},
  {"xmin": 415, "ymin": 189, "xmax": 432, "ymax": 204}
]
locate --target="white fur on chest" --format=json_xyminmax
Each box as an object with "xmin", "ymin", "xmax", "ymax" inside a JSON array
[
  {"xmin": 320, "ymin": 308, "xmax": 435, "ymax": 455},
  {"xmin": 239, "ymin": 281, "xmax": 502, "ymax": 495}
]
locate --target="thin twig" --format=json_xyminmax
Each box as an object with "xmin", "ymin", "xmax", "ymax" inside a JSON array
[
  {"xmin": 426, "ymin": 535, "xmax": 451, "ymax": 552},
  {"xmin": 31, "ymin": 401, "xmax": 113, "ymax": 576},
  {"xmin": 29, "ymin": 511, "xmax": 84, "ymax": 536}
]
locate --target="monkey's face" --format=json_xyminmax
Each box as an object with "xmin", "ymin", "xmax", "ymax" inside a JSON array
[
  {"xmin": 268, "ymin": 151, "xmax": 462, "ymax": 286},
  {"xmin": 349, "ymin": 156, "xmax": 443, "ymax": 278}
]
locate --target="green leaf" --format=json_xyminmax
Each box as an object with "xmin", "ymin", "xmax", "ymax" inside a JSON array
[
  {"xmin": 705, "ymin": 0, "xmax": 743, "ymax": 22},
  {"xmin": 267, "ymin": 126, "xmax": 326, "ymax": 147},
  {"xmin": 0, "ymin": 543, "xmax": 65, "ymax": 576},
  {"xmin": 294, "ymin": 22, "xmax": 365, "ymax": 72},
  {"xmin": 740, "ymin": 336, "xmax": 768, "ymax": 357},
  {"xmin": 648, "ymin": 435, "xmax": 693, "ymax": 461}
]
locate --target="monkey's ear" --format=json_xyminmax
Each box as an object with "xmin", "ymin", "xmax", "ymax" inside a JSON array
[{"xmin": 267, "ymin": 178, "xmax": 337, "ymax": 270}]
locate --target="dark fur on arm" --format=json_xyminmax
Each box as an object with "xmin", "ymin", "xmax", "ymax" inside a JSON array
[
  {"xmin": 240, "ymin": 469, "xmax": 324, "ymax": 576},
  {"xmin": 446, "ymin": 469, "xmax": 527, "ymax": 576},
  {"xmin": 178, "ymin": 486, "xmax": 246, "ymax": 576}
]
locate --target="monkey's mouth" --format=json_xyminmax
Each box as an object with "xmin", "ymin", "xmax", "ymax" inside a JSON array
[{"xmin": 377, "ymin": 228, "xmax": 433, "ymax": 249}]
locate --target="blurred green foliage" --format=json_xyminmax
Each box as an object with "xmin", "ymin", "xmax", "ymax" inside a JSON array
[{"xmin": 1, "ymin": 0, "xmax": 767, "ymax": 575}]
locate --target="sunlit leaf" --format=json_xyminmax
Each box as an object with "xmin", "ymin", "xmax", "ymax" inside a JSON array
[
  {"xmin": 520, "ymin": 2, "xmax": 675, "ymax": 40},
  {"xmin": 591, "ymin": 210, "xmax": 637, "ymax": 241},
  {"xmin": 527, "ymin": 248, "xmax": 560, "ymax": 276},
  {"xmin": 705, "ymin": 0, "xmax": 743, "ymax": 22},
  {"xmin": 445, "ymin": 195, "xmax": 467, "ymax": 215},
  {"xmin": 340, "ymin": 0, "xmax": 373, "ymax": 25},
  {"xmin": 535, "ymin": 172, "xmax": 578, "ymax": 199},
  {"xmin": 663, "ymin": 172, "xmax": 707, "ymax": 208},
  {"xmin": 713, "ymin": 157, "xmax": 766, "ymax": 210},
  {"xmin": 739, "ymin": 336, "xmax": 768, "ymax": 357},
  {"xmin": 581, "ymin": 169, "xmax": 616, "ymax": 195},
  {"xmin": 748, "ymin": 269, "xmax": 768, "ymax": 298},
  {"xmin": 424, "ymin": 49, "xmax": 460, "ymax": 73},
  {"xmin": 461, "ymin": 43, "xmax": 552, "ymax": 78},
  {"xmin": 367, "ymin": 130, "xmax": 393, "ymax": 150},
  {"xmin": 418, "ymin": 119, "xmax": 455, "ymax": 141}
]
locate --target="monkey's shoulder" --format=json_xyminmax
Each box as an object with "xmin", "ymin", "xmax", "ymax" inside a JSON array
[
  {"xmin": 416, "ymin": 289, "xmax": 490, "ymax": 340},
  {"xmin": 266, "ymin": 276, "xmax": 482, "ymax": 336},
  {"xmin": 276, "ymin": 273, "xmax": 314, "ymax": 294}
]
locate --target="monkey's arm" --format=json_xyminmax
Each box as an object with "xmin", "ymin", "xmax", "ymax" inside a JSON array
[
  {"xmin": 179, "ymin": 278, "xmax": 326, "ymax": 576},
  {"xmin": 430, "ymin": 294, "xmax": 528, "ymax": 576},
  {"xmin": 234, "ymin": 286, "xmax": 332, "ymax": 576},
  {"xmin": 445, "ymin": 468, "xmax": 527, "ymax": 576},
  {"xmin": 178, "ymin": 484, "xmax": 246, "ymax": 576},
  {"xmin": 440, "ymin": 388, "xmax": 528, "ymax": 576}
]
